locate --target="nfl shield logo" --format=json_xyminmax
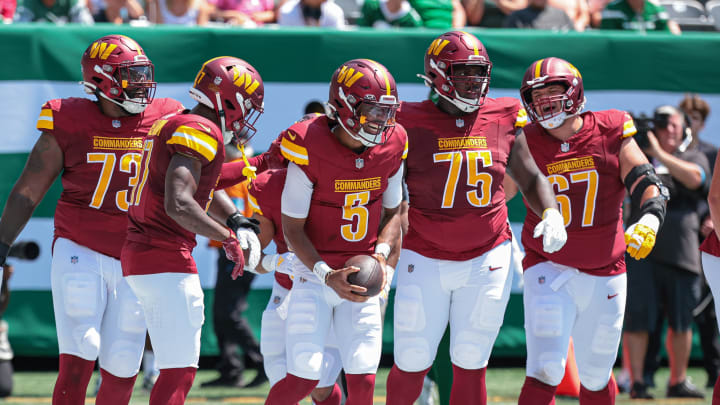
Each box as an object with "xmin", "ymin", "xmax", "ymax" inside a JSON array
[
  {"xmin": 538, "ymin": 275, "xmax": 545, "ymax": 284},
  {"xmin": 112, "ymin": 120, "xmax": 121, "ymax": 128},
  {"xmin": 561, "ymin": 142, "xmax": 570, "ymax": 152},
  {"xmin": 273, "ymin": 296, "xmax": 281, "ymax": 305},
  {"xmin": 408, "ymin": 264, "xmax": 415, "ymax": 273},
  {"xmin": 455, "ymin": 118, "xmax": 465, "ymax": 128},
  {"xmin": 71, "ymin": 256, "xmax": 78, "ymax": 264},
  {"xmin": 355, "ymin": 158, "xmax": 364, "ymax": 169}
]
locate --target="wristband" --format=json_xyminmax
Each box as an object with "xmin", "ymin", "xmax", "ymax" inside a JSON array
[
  {"xmin": 313, "ymin": 261, "xmax": 333, "ymax": 284},
  {"xmin": 374, "ymin": 243, "xmax": 391, "ymax": 260},
  {"xmin": 0, "ymin": 242, "xmax": 9, "ymax": 267}
]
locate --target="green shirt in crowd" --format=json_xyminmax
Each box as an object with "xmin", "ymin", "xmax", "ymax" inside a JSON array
[
  {"xmin": 358, "ymin": 0, "xmax": 453, "ymax": 28},
  {"xmin": 600, "ymin": 0, "xmax": 671, "ymax": 32},
  {"xmin": 14, "ymin": 0, "xmax": 93, "ymax": 22}
]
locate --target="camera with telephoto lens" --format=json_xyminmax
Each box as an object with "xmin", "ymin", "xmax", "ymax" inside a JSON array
[
  {"xmin": 631, "ymin": 111, "xmax": 672, "ymax": 151},
  {"xmin": 8, "ymin": 241, "xmax": 40, "ymax": 260}
]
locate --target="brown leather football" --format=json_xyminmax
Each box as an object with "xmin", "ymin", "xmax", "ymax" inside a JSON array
[{"xmin": 345, "ymin": 255, "xmax": 384, "ymax": 297}]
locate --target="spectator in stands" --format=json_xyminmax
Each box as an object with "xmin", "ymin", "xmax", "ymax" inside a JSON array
[
  {"xmin": 503, "ymin": 0, "xmax": 574, "ymax": 29},
  {"xmin": 464, "ymin": 0, "xmax": 527, "ymax": 27},
  {"xmin": 1, "ymin": 0, "xmax": 16, "ymax": 22},
  {"xmin": 548, "ymin": 0, "xmax": 588, "ymax": 29},
  {"xmin": 600, "ymin": 0, "xmax": 681, "ymax": 33},
  {"xmin": 277, "ymin": 0, "xmax": 345, "ymax": 27},
  {"xmin": 14, "ymin": 0, "xmax": 93, "ymax": 23},
  {"xmin": 358, "ymin": 0, "xmax": 465, "ymax": 28},
  {"xmin": 147, "ymin": 0, "xmax": 212, "ymax": 25},
  {"xmin": 89, "ymin": 0, "xmax": 145, "ymax": 23},
  {"xmin": 680, "ymin": 94, "xmax": 720, "ymax": 389},
  {"xmin": 208, "ymin": 0, "xmax": 275, "ymax": 26},
  {"xmin": 0, "ymin": 264, "xmax": 13, "ymax": 398},
  {"xmin": 624, "ymin": 105, "xmax": 707, "ymax": 399}
]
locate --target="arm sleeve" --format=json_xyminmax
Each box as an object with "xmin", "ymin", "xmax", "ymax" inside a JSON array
[
  {"xmin": 281, "ymin": 162, "xmax": 314, "ymax": 219},
  {"xmin": 383, "ymin": 164, "xmax": 404, "ymax": 209}
]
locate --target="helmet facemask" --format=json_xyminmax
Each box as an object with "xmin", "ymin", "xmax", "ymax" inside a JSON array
[
  {"xmin": 335, "ymin": 87, "xmax": 398, "ymax": 147},
  {"xmin": 427, "ymin": 57, "xmax": 491, "ymax": 113},
  {"xmin": 85, "ymin": 58, "xmax": 156, "ymax": 115},
  {"xmin": 525, "ymin": 83, "xmax": 584, "ymax": 130},
  {"xmin": 213, "ymin": 91, "xmax": 264, "ymax": 145}
]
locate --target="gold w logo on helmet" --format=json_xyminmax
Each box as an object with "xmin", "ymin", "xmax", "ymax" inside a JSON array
[
  {"xmin": 88, "ymin": 42, "xmax": 118, "ymax": 60},
  {"xmin": 427, "ymin": 39, "xmax": 450, "ymax": 56},
  {"xmin": 337, "ymin": 66, "xmax": 364, "ymax": 88},
  {"xmin": 232, "ymin": 68, "xmax": 260, "ymax": 95},
  {"xmin": 564, "ymin": 62, "xmax": 582, "ymax": 79}
]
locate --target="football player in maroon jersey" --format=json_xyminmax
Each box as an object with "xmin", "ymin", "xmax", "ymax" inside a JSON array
[
  {"xmin": 264, "ymin": 59, "xmax": 406, "ymax": 405},
  {"xmin": 514, "ymin": 57, "xmax": 667, "ymax": 405},
  {"xmin": 246, "ymin": 168, "xmax": 346, "ymax": 405},
  {"xmin": 0, "ymin": 35, "xmax": 185, "ymax": 405},
  {"xmin": 121, "ymin": 56, "xmax": 264, "ymax": 405},
  {"xmin": 386, "ymin": 31, "xmax": 566, "ymax": 405}
]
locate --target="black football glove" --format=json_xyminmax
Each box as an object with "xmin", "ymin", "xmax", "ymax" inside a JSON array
[{"xmin": 226, "ymin": 212, "xmax": 261, "ymax": 235}]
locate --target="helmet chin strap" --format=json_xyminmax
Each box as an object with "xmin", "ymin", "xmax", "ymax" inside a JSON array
[
  {"xmin": 214, "ymin": 92, "xmax": 233, "ymax": 145},
  {"xmin": 434, "ymin": 88, "xmax": 480, "ymax": 113},
  {"xmin": 97, "ymin": 91, "xmax": 148, "ymax": 114}
]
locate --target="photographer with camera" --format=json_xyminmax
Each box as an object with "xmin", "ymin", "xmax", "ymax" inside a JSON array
[{"xmin": 624, "ymin": 105, "xmax": 709, "ymax": 399}]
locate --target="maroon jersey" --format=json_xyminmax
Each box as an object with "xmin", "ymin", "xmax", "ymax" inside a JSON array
[
  {"xmin": 398, "ymin": 98, "xmax": 527, "ymax": 261},
  {"xmin": 521, "ymin": 110, "xmax": 637, "ymax": 276},
  {"xmin": 701, "ymin": 231, "xmax": 720, "ymax": 257},
  {"xmin": 247, "ymin": 169, "xmax": 292, "ymax": 289},
  {"xmin": 123, "ymin": 112, "xmax": 225, "ymax": 276},
  {"xmin": 36, "ymin": 97, "xmax": 183, "ymax": 259},
  {"xmin": 279, "ymin": 115, "xmax": 407, "ymax": 269}
]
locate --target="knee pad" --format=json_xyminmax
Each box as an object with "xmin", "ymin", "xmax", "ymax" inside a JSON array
[
  {"xmin": 72, "ymin": 325, "xmax": 101, "ymax": 360},
  {"xmin": 289, "ymin": 341, "xmax": 324, "ymax": 380},
  {"xmin": 531, "ymin": 352, "xmax": 565, "ymax": 386},
  {"xmin": 579, "ymin": 367, "xmax": 612, "ymax": 392},
  {"xmin": 261, "ymin": 309, "xmax": 286, "ymax": 357},
  {"xmin": 531, "ymin": 296, "xmax": 563, "ymax": 338},
  {"xmin": 265, "ymin": 356, "xmax": 287, "ymax": 387},
  {"xmin": 287, "ymin": 291, "xmax": 319, "ymax": 336},
  {"xmin": 102, "ymin": 340, "xmax": 142, "ymax": 378},
  {"xmin": 62, "ymin": 273, "xmax": 99, "ymax": 318},
  {"xmin": 394, "ymin": 286, "xmax": 425, "ymax": 333},
  {"xmin": 394, "ymin": 337, "xmax": 432, "ymax": 372},
  {"xmin": 589, "ymin": 314, "xmax": 622, "ymax": 356},
  {"xmin": 319, "ymin": 347, "xmax": 342, "ymax": 388},
  {"xmin": 344, "ymin": 336, "xmax": 382, "ymax": 375},
  {"xmin": 451, "ymin": 330, "xmax": 492, "ymax": 369}
]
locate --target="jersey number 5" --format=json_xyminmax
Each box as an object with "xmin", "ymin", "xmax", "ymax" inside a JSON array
[
  {"xmin": 434, "ymin": 150, "xmax": 493, "ymax": 208},
  {"xmin": 341, "ymin": 191, "xmax": 370, "ymax": 242}
]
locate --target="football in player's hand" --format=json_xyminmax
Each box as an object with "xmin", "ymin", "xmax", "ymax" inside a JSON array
[{"xmin": 345, "ymin": 255, "xmax": 384, "ymax": 297}]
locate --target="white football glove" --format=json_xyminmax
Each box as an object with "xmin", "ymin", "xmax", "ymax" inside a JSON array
[
  {"xmin": 260, "ymin": 252, "xmax": 293, "ymax": 274},
  {"xmin": 236, "ymin": 228, "xmax": 261, "ymax": 273},
  {"xmin": 624, "ymin": 213, "xmax": 660, "ymax": 260},
  {"xmin": 533, "ymin": 208, "xmax": 567, "ymax": 253}
]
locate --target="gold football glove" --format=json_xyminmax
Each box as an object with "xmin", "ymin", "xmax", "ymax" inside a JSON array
[{"xmin": 624, "ymin": 214, "xmax": 660, "ymax": 260}]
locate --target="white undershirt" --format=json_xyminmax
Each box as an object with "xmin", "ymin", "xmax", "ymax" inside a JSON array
[{"xmin": 281, "ymin": 162, "xmax": 404, "ymax": 219}]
